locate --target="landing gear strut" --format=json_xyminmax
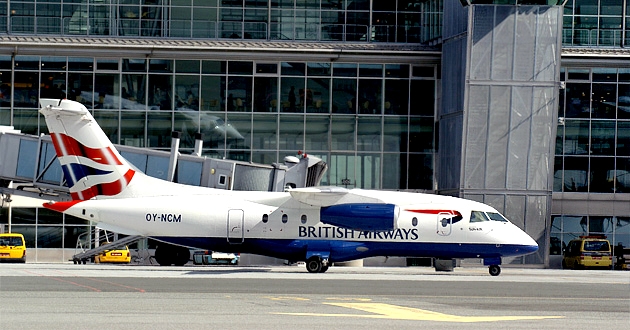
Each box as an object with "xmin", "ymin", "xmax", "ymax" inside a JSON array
[
  {"xmin": 306, "ymin": 256, "xmax": 329, "ymax": 273},
  {"xmin": 488, "ymin": 265, "xmax": 501, "ymax": 276}
]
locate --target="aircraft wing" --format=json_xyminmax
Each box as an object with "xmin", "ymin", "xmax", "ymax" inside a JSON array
[{"xmin": 288, "ymin": 187, "xmax": 384, "ymax": 206}]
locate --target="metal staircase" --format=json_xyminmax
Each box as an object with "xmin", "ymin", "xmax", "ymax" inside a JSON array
[{"xmin": 71, "ymin": 230, "xmax": 143, "ymax": 264}]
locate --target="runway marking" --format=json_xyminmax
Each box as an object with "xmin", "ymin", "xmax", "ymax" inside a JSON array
[
  {"xmin": 265, "ymin": 296, "xmax": 310, "ymax": 301},
  {"xmin": 274, "ymin": 302, "xmax": 564, "ymax": 322},
  {"xmin": 17, "ymin": 269, "xmax": 102, "ymax": 292},
  {"xmin": 325, "ymin": 297, "xmax": 372, "ymax": 302}
]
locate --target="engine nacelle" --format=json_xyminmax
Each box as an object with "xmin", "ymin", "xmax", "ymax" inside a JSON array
[{"xmin": 320, "ymin": 203, "xmax": 397, "ymax": 231}]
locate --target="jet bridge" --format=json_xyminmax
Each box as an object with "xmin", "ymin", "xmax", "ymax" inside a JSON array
[{"xmin": 0, "ymin": 126, "xmax": 327, "ymax": 262}]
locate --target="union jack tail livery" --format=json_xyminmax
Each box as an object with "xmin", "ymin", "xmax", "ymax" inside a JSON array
[{"xmin": 39, "ymin": 99, "xmax": 135, "ymax": 200}]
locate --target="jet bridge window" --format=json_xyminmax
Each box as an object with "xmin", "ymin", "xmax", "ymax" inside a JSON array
[{"xmin": 470, "ymin": 211, "xmax": 490, "ymax": 223}]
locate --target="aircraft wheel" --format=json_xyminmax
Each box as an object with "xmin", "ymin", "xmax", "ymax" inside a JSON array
[
  {"xmin": 173, "ymin": 246, "xmax": 190, "ymax": 266},
  {"xmin": 306, "ymin": 257, "xmax": 323, "ymax": 273},
  {"xmin": 154, "ymin": 245, "xmax": 174, "ymax": 266},
  {"xmin": 488, "ymin": 265, "xmax": 501, "ymax": 276},
  {"xmin": 320, "ymin": 265, "xmax": 329, "ymax": 273}
]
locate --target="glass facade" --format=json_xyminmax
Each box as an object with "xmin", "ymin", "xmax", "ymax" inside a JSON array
[
  {"xmin": 550, "ymin": 215, "xmax": 630, "ymax": 256},
  {"xmin": 562, "ymin": 0, "xmax": 628, "ymax": 47},
  {"xmin": 0, "ymin": 0, "xmax": 443, "ymax": 44},
  {"xmin": 555, "ymin": 66, "xmax": 630, "ymax": 193},
  {"xmin": 0, "ymin": 55, "xmax": 437, "ymax": 190}
]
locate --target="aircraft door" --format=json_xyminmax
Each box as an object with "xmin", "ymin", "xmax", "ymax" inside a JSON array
[
  {"xmin": 436, "ymin": 212, "xmax": 454, "ymax": 236},
  {"xmin": 227, "ymin": 209, "xmax": 244, "ymax": 244}
]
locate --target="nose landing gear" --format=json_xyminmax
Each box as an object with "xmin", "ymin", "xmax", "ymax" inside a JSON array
[{"xmin": 488, "ymin": 264, "xmax": 501, "ymax": 276}]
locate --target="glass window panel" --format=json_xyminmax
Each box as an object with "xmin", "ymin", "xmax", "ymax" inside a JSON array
[
  {"xmin": 331, "ymin": 116, "xmax": 355, "ymax": 150},
  {"xmin": 384, "ymin": 117, "xmax": 408, "ymax": 152},
  {"xmin": 41, "ymin": 57, "xmax": 67, "ymax": 71},
  {"xmin": 176, "ymin": 159, "xmax": 202, "ymax": 186},
  {"xmin": 358, "ymin": 79, "xmax": 382, "ymax": 114},
  {"xmin": 356, "ymin": 153, "xmax": 381, "ymax": 189},
  {"xmin": 96, "ymin": 59, "xmax": 119, "ymax": 71},
  {"xmin": 68, "ymin": 72, "xmax": 94, "ymax": 109},
  {"xmin": 556, "ymin": 123, "xmax": 564, "ymax": 155},
  {"xmin": 329, "ymin": 153, "xmax": 356, "ymax": 188},
  {"xmin": 279, "ymin": 115, "xmax": 304, "ymax": 151},
  {"xmin": 563, "ymin": 120, "xmax": 589, "ymax": 155},
  {"xmin": 567, "ymin": 68, "xmax": 590, "ymax": 81},
  {"xmin": 94, "ymin": 73, "xmax": 119, "ymax": 110},
  {"xmin": 305, "ymin": 116, "xmax": 329, "ymax": 151},
  {"xmin": 254, "ymin": 77, "xmax": 278, "ymax": 112},
  {"xmin": 592, "ymin": 83, "xmax": 616, "ymax": 119},
  {"xmin": 553, "ymin": 156, "xmax": 563, "ymax": 192},
  {"xmin": 357, "ymin": 116, "xmax": 381, "ymax": 151},
  {"xmin": 120, "ymin": 111, "xmax": 146, "ymax": 147},
  {"xmin": 228, "ymin": 61, "xmax": 253, "ymax": 75},
  {"xmin": 251, "ymin": 151, "xmax": 277, "ymax": 166},
  {"xmin": 565, "ymin": 83, "xmax": 591, "ymax": 118},
  {"xmin": 37, "ymin": 226, "xmax": 63, "ymax": 248},
  {"xmin": 148, "ymin": 74, "xmax": 173, "ymax": 110},
  {"xmin": 200, "ymin": 75, "xmax": 225, "ymax": 111},
  {"xmin": 122, "ymin": 59, "xmax": 147, "ymax": 72},
  {"xmin": 226, "ymin": 113, "xmax": 252, "ymax": 151},
  {"xmin": 385, "ymin": 64, "xmax": 409, "ymax": 78},
  {"xmin": 175, "ymin": 75, "xmax": 200, "ymax": 110},
  {"xmin": 11, "ymin": 208, "xmax": 36, "ymax": 225},
  {"xmin": 120, "ymin": 151, "xmax": 148, "ymax": 172},
  {"xmin": 619, "ymin": 69, "xmax": 630, "ymax": 82},
  {"xmin": 65, "ymin": 214, "xmax": 89, "ymax": 225},
  {"xmin": 121, "ymin": 73, "xmax": 146, "ymax": 109},
  {"xmin": 383, "ymin": 80, "xmax": 409, "ymax": 115},
  {"xmin": 590, "ymin": 156, "xmax": 615, "ymax": 192},
  {"xmin": 256, "ymin": 63, "xmax": 277, "ymax": 74},
  {"xmin": 590, "ymin": 121, "xmax": 615, "ymax": 155},
  {"xmin": 410, "ymin": 80, "xmax": 434, "ymax": 116},
  {"xmin": 149, "ymin": 59, "xmax": 174, "ymax": 73},
  {"xmin": 562, "ymin": 156, "xmax": 588, "ymax": 191},
  {"xmin": 332, "ymin": 78, "xmax": 356, "ymax": 114},
  {"xmin": 13, "ymin": 71, "xmax": 39, "ymax": 108},
  {"xmin": 409, "ymin": 117, "xmax": 434, "ymax": 152},
  {"xmin": 174, "ymin": 111, "xmax": 200, "ymax": 149},
  {"xmin": 306, "ymin": 78, "xmax": 330, "ymax": 113},
  {"xmin": 147, "ymin": 112, "xmax": 173, "ymax": 148},
  {"xmin": 146, "ymin": 155, "xmax": 170, "ymax": 180},
  {"xmin": 615, "ymin": 158, "xmax": 630, "ymax": 193},
  {"xmin": 359, "ymin": 64, "xmax": 382, "ymax": 77},
  {"xmin": 592, "ymin": 68, "xmax": 617, "ymax": 82},
  {"xmin": 281, "ymin": 62, "xmax": 306, "ymax": 76},
  {"xmin": 280, "ymin": 77, "xmax": 305, "ymax": 113},
  {"xmin": 617, "ymin": 121, "xmax": 630, "ymax": 156},
  {"xmin": 559, "ymin": 87, "xmax": 565, "ymax": 118},
  {"xmin": 37, "ymin": 141, "xmax": 63, "ymax": 184},
  {"xmin": 14, "ymin": 56, "xmax": 40, "ymax": 71},
  {"xmin": 67, "ymin": 57, "xmax": 94, "ymax": 71},
  {"xmin": 93, "ymin": 111, "xmax": 119, "ymax": 144},
  {"xmin": 16, "ymin": 139, "xmax": 38, "ymax": 179},
  {"xmin": 618, "ymin": 84, "xmax": 630, "ymax": 119},
  {"xmin": 382, "ymin": 153, "xmax": 407, "ymax": 189},
  {"xmin": 307, "ymin": 62, "xmax": 331, "ymax": 76},
  {"xmin": 228, "ymin": 76, "xmax": 252, "ymax": 111},
  {"xmin": 333, "ymin": 63, "xmax": 357, "ymax": 77},
  {"xmin": 176, "ymin": 60, "xmax": 200, "ymax": 73},
  {"xmin": 64, "ymin": 225, "xmax": 89, "ymax": 248},
  {"xmin": 38, "ymin": 208, "xmax": 63, "ymax": 225},
  {"xmin": 252, "ymin": 114, "xmax": 277, "ymax": 149},
  {"xmin": 202, "ymin": 60, "xmax": 227, "ymax": 74},
  {"xmin": 40, "ymin": 72, "xmax": 67, "ymax": 100},
  {"xmin": 412, "ymin": 66, "xmax": 434, "ymax": 78},
  {"xmin": 408, "ymin": 153, "xmax": 433, "ymax": 190},
  {"xmin": 13, "ymin": 108, "xmax": 39, "ymax": 135}
]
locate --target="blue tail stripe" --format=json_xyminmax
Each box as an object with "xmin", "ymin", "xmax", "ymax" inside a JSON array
[{"xmin": 61, "ymin": 163, "xmax": 112, "ymax": 187}]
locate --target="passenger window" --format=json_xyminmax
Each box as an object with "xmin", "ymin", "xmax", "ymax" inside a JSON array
[
  {"xmin": 262, "ymin": 214, "xmax": 268, "ymax": 223},
  {"xmin": 301, "ymin": 215, "xmax": 307, "ymax": 224},
  {"xmin": 470, "ymin": 211, "xmax": 489, "ymax": 223},
  {"xmin": 412, "ymin": 217, "xmax": 418, "ymax": 227},
  {"xmin": 282, "ymin": 214, "xmax": 288, "ymax": 223}
]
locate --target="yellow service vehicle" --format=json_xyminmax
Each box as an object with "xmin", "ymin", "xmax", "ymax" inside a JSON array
[
  {"xmin": 0, "ymin": 233, "xmax": 27, "ymax": 263},
  {"xmin": 563, "ymin": 235, "xmax": 612, "ymax": 270},
  {"xmin": 95, "ymin": 245, "xmax": 131, "ymax": 264}
]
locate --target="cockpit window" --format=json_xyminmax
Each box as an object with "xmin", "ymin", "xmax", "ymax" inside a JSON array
[
  {"xmin": 470, "ymin": 211, "xmax": 489, "ymax": 223},
  {"xmin": 487, "ymin": 212, "xmax": 509, "ymax": 222}
]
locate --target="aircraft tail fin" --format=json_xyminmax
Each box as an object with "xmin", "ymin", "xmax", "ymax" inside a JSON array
[{"xmin": 39, "ymin": 99, "xmax": 136, "ymax": 200}]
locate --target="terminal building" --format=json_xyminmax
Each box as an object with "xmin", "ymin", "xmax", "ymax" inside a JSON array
[{"xmin": 0, "ymin": 0, "xmax": 628, "ymax": 267}]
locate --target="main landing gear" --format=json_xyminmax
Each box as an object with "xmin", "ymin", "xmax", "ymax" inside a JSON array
[
  {"xmin": 488, "ymin": 265, "xmax": 501, "ymax": 276},
  {"xmin": 306, "ymin": 256, "xmax": 330, "ymax": 273}
]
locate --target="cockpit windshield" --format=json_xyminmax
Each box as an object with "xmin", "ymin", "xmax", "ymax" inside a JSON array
[{"xmin": 470, "ymin": 211, "xmax": 509, "ymax": 223}]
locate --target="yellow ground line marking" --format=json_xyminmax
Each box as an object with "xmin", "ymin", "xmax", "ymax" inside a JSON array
[
  {"xmin": 274, "ymin": 303, "xmax": 564, "ymax": 322},
  {"xmin": 325, "ymin": 297, "xmax": 372, "ymax": 302},
  {"xmin": 264, "ymin": 296, "xmax": 310, "ymax": 301}
]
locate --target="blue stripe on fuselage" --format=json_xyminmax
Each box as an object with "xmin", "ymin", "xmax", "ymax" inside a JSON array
[{"xmin": 151, "ymin": 237, "xmax": 538, "ymax": 263}]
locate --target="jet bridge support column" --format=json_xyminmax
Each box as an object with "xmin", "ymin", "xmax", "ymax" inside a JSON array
[{"xmin": 167, "ymin": 131, "xmax": 181, "ymax": 182}]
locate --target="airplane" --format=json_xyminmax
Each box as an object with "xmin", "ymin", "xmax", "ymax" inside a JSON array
[{"xmin": 38, "ymin": 98, "xmax": 538, "ymax": 276}]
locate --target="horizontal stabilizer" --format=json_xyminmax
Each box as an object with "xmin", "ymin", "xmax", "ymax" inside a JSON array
[{"xmin": 320, "ymin": 203, "xmax": 398, "ymax": 232}]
